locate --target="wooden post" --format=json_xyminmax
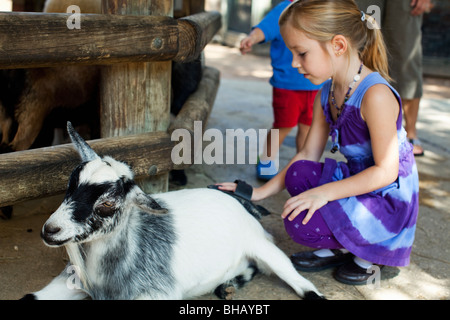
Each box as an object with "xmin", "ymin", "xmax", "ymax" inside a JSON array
[
  {"xmin": 189, "ymin": 0, "xmax": 205, "ymax": 14},
  {"xmin": 101, "ymin": 0, "xmax": 173, "ymax": 194}
]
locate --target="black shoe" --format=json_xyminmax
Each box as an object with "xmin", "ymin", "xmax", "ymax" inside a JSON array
[
  {"xmin": 334, "ymin": 260, "xmax": 384, "ymax": 285},
  {"xmin": 290, "ymin": 250, "xmax": 352, "ymax": 272}
]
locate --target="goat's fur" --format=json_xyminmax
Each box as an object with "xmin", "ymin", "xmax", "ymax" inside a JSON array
[
  {"xmin": 0, "ymin": 0, "xmax": 201, "ymax": 153},
  {"xmin": 43, "ymin": 0, "xmax": 101, "ymax": 13},
  {"xmin": 22, "ymin": 122, "xmax": 324, "ymax": 300},
  {"xmin": 0, "ymin": 66, "xmax": 100, "ymax": 152},
  {"xmin": 0, "ymin": 1, "xmax": 100, "ymax": 152}
]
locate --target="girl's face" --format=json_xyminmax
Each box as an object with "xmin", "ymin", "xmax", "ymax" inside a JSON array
[{"xmin": 281, "ymin": 23, "xmax": 333, "ymax": 85}]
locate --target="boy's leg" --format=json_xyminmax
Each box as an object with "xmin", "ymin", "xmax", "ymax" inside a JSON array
[
  {"xmin": 261, "ymin": 126, "xmax": 291, "ymax": 161},
  {"xmin": 295, "ymin": 90, "xmax": 316, "ymax": 152}
]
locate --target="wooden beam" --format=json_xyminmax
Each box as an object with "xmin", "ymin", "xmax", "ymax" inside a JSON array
[
  {"xmin": 100, "ymin": 0, "xmax": 173, "ymax": 195},
  {"xmin": 0, "ymin": 10, "xmax": 221, "ymax": 68},
  {"xmin": 174, "ymin": 11, "xmax": 221, "ymax": 62},
  {"xmin": 0, "ymin": 132, "xmax": 174, "ymax": 207},
  {"xmin": 0, "ymin": 12, "xmax": 178, "ymax": 69},
  {"xmin": 189, "ymin": 0, "xmax": 205, "ymax": 14},
  {"xmin": 0, "ymin": 63, "xmax": 220, "ymax": 207}
]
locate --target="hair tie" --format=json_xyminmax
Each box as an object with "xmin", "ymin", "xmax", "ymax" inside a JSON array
[{"xmin": 361, "ymin": 11, "xmax": 366, "ymax": 22}]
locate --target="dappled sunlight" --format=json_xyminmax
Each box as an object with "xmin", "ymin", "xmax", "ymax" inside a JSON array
[
  {"xmin": 357, "ymin": 264, "xmax": 449, "ymax": 300},
  {"xmin": 423, "ymin": 78, "xmax": 450, "ymax": 100},
  {"xmin": 418, "ymin": 98, "xmax": 450, "ymax": 126},
  {"xmin": 416, "ymin": 98, "xmax": 450, "ymax": 158},
  {"xmin": 0, "ymin": 0, "xmax": 12, "ymax": 11},
  {"xmin": 205, "ymin": 43, "xmax": 272, "ymax": 81}
]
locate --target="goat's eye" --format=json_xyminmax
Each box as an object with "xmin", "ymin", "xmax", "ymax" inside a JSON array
[
  {"xmin": 96, "ymin": 201, "xmax": 116, "ymax": 217},
  {"xmin": 102, "ymin": 201, "xmax": 114, "ymax": 208}
]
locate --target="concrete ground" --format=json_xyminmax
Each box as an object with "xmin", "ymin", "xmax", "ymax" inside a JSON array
[{"xmin": 0, "ymin": 44, "xmax": 449, "ymax": 300}]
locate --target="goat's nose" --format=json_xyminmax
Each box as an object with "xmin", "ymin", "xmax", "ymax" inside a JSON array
[{"xmin": 42, "ymin": 224, "xmax": 61, "ymax": 237}]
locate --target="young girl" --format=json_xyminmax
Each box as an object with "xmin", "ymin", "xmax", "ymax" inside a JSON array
[{"xmin": 218, "ymin": 0, "xmax": 419, "ymax": 285}]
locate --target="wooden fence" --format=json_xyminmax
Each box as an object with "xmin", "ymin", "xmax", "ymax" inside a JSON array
[{"xmin": 0, "ymin": 0, "xmax": 221, "ymax": 207}]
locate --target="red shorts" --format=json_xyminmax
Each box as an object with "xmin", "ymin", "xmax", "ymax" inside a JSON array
[{"xmin": 272, "ymin": 88, "xmax": 318, "ymax": 128}]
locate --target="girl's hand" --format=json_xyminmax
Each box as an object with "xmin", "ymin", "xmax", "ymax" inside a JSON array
[
  {"xmin": 216, "ymin": 183, "xmax": 265, "ymax": 202},
  {"xmin": 281, "ymin": 188, "xmax": 328, "ymax": 225},
  {"xmin": 216, "ymin": 182, "xmax": 237, "ymax": 192}
]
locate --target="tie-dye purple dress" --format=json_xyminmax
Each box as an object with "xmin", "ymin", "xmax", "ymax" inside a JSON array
[{"xmin": 284, "ymin": 72, "xmax": 419, "ymax": 267}]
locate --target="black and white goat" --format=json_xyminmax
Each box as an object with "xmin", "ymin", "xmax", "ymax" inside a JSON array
[{"xmin": 22, "ymin": 123, "xmax": 323, "ymax": 300}]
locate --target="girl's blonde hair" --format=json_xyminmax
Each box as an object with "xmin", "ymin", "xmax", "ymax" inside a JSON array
[{"xmin": 279, "ymin": 0, "xmax": 391, "ymax": 82}]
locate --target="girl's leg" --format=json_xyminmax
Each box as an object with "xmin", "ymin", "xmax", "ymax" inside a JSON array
[
  {"xmin": 284, "ymin": 161, "xmax": 352, "ymax": 271},
  {"xmin": 284, "ymin": 160, "xmax": 342, "ymax": 249},
  {"xmin": 285, "ymin": 160, "xmax": 381, "ymax": 281},
  {"xmin": 295, "ymin": 123, "xmax": 310, "ymax": 153}
]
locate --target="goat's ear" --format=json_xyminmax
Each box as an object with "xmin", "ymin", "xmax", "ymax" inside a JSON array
[
  {"xmin": 133, "ymin": 190, "xmax": 169, "ymax": 215},
  {"xmin": 67, "ymin": 121, "xmax": 100, "ymax": 162}
]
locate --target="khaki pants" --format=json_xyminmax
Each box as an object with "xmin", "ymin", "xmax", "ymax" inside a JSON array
[{"xmin": 355, "ymin": 0, "xmax": 423, "ymax": 99}]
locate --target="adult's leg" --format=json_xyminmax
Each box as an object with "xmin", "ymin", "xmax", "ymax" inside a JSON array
[
  {"xmin": 384, "ymin": 0, "xmax": 424, "ymax": 155},
  {"xmin": 403, "ymin": 98, "xmax": 424, "ymax": 155}
]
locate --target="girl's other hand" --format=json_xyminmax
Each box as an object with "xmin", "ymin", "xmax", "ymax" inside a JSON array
[{"xmin": 282, "ymin": 188, "xmax": 328, "ymax": 225}]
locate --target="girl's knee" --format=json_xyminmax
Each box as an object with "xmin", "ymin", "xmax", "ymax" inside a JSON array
[
  {"xmin": 285, "ymin": 160, "xmax": 323, "ymax": 196},
  {"xmin": 284, "ymin": 210, "xmax": 342, "ymax": 249}
]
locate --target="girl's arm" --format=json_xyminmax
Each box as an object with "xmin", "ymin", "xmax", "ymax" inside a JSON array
[
  {"xmin": 283, "ymin": 84, "xmax": 400, "ymax": 224},
  {"xmin": 218, "ymin": 91, "xmax": 330, "ymax": 200}
]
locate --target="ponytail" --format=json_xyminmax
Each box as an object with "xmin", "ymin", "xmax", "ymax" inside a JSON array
[{"xmin": 360, "ymin": 14, "xmax": 392, "ymax": 82}]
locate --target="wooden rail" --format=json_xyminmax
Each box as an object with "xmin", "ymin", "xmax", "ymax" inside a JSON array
[
  {"xmin": 0, "ymin": 66, "xmax": 220, "ymax": 207},
  {"xmin": 0, "ymin": 10, "xmax": 221, "ymax": 68},
  {"xmin": 0, "ymin": 5, "xmax": 222, "ymax": 207}
]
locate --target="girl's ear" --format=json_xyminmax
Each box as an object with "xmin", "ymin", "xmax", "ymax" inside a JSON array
[{"xmin": 331, "ymin": 34, "xmax": 348, "ymax": 57}]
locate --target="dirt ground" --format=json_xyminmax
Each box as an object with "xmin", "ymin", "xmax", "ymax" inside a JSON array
[{"xmin": 0, "ymin": 44, "xmax": 449, "ymax": 300}]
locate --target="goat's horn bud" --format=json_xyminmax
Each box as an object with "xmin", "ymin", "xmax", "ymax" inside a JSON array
[{"xmin": 67, "ymin": 121, "xmax": 100, "ymax": 162}]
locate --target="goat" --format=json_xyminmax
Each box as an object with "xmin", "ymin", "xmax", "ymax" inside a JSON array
[
  {"xmin": 22, "ymin": 122, "xmax": 324, "ymax": 300},
  {"xmin": 0, "ymin": 0, "xmax": 101, "ymax": 153}
]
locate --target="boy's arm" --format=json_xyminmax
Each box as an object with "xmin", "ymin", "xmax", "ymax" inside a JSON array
[{"xmin": 240, "ymin": 28, "xmax": 265, "ymax": 55}]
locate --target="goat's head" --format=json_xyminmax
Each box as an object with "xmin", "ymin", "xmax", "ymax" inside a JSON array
[{"xmin": 41, "ymin": 122, "xmax": 168, "ymax": 247}]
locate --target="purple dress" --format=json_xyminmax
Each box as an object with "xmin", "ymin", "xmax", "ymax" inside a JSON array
[{"xmin": 284, "ymin": 73, "xmax": 419, "ymax": 267}]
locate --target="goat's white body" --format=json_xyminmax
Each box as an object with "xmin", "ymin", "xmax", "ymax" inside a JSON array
[
  {"xmin": 27, "ymin": 127, "xmax": 322, "ymax": 300},
  {"xmin": 165, "ymin": 189, "xmax": 319, "ymax": 299},
  {"xmin": 33, "ymin": 188, "xmax": 320, "ymax": 300},
  {"xmin": 162, "ymin": 188, "xmax": 271, "ymax": 299}
]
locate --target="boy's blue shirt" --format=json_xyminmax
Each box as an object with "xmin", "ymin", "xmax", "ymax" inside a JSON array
[{"xmin": 255, "ymin": 0, "xmax": 323, "ymax": 91}]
